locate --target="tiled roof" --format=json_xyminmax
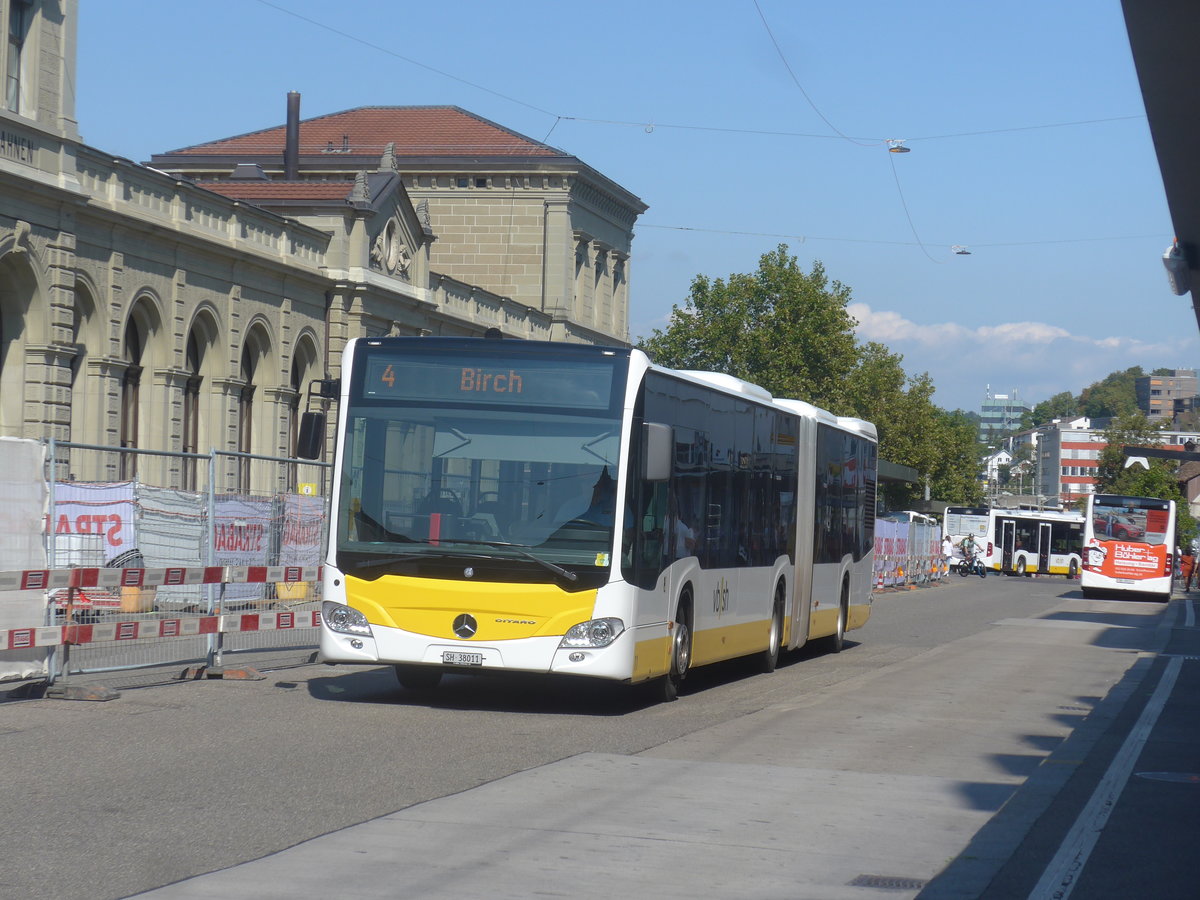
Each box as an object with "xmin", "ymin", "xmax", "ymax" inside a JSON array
[
  {"xmin": 166, "ymin": 106, "xmax": 564, "ymax": 159},
  {"xmin": 197, "ymin": 181, "xmax": 353, "ymax": 201}
]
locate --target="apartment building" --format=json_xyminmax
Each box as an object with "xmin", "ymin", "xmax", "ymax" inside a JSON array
[{"xmin": 1135, "ymin": 369, "xmax": 1199, "ymax": 424}]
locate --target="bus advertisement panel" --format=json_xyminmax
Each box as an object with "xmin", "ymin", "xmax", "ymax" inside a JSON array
[
  {"xmin": 299, "ymin": 337, "xmax": 878, "ymax": 701},
  {"xmin": 1081, "ymin": 494, "xmax": 1175, "ymax": 600}
]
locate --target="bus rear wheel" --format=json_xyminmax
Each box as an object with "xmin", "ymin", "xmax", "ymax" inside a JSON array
[
  {"xmin": 757, "ymin": 586, "xmax": 785, "ymax": 674},
  {"xmin": 830, "ymin": 585, "xmax": 848, "ymax": 654}
]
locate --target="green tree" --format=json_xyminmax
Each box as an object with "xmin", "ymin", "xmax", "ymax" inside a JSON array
[
  {"xmin": 1079, "ymin": 367, "xmax": 1143, "ymax": 419},
  {"xmin": 638, "ymin": 245, "xmax": 983, "ymax": 508},
  {"xmin": 639, "ymin": 245, "xmax": 860, "ymax": 409},
  {"xmin": 1093, "ymin": 413, "xmax": 1164, "ymax": 488},
  {"xmin": 1020, "ymin": 390, "xmax": 1079, "ymax": 430}
]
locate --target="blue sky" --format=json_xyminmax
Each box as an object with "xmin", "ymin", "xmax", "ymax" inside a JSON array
[{"xmin": 76, "ymin": 0, "xmax": 1195, "ymax": 414}]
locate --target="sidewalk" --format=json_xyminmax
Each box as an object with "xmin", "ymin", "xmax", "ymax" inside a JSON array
[{"xmin": 924, "ymin": 591, "xmax": 1200, "ymax": 899}]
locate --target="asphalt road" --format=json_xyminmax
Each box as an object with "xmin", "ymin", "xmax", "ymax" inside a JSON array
[{"xmin": 0, "ymin": 574, "xmax": 1173, "ymax": 899}]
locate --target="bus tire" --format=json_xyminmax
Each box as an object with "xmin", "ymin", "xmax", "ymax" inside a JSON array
[
  {"xmin": 658, "ymin": 594, "xmax": 693, "ymax": 702},
  {"xmin": 830, "ymin": 583, "xmax": 848, "ymax": 654},
  {"xmin": 394, "ymin": 665, "xmax": 443, "ymax": 691},
  {"xmin": 1068, "ymin": 560, "xmax": 1079, "ymax": 579},
  {"xmin": 1015, "ymin": 558, "xmax": 1027, "ymax": 577},
  {"xmin": 757, "ymin": 583, "xmax": 785, "ymax": 674}
]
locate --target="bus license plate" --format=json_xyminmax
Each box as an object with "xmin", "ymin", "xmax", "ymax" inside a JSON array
[{"xmin": 442, "ymin": 651, "xmax": 483, "ymax": 666}]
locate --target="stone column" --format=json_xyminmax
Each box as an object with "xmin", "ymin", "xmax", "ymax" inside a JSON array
[{"xmin": 541, "ymin": 198, "xmax": 572, "ymax": 319}]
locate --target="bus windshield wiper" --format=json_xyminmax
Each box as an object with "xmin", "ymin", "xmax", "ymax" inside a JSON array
[
  {"xmin": 345, "ymin": 549, "xmax": 442, "ymax": 573},
  {"xmin": 345, "ymin": 539, "xmax": 578, "ymax": 583},
  {"xmin": 433, "ymin": 538, "xmax": 578, "ymax": 583}
]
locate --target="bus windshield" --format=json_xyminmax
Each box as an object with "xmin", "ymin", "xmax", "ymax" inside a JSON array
[
  {"xmin": 336, "ymin": 343, "xmax": 627, "ymax": 581},
  {"xmin": 1090, "ymin": 496, "xmax": 1169, "ymax": 546}
]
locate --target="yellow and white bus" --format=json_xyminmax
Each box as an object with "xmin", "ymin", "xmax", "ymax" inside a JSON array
[
  {"xmin": 985, "ymin": 508, "xmax": 1084, "ymax": 577},
  {"xmin": 1081, "ymin": 494, "xmax": 1176, "ymax": 600},
  {"xmin": 300, "ymin": 337, "xmax": 877, "ymax": 700}
]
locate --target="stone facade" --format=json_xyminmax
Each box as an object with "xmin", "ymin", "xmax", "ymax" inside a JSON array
[
  {"xmin": 0, "ymin": 2, "xmax": 644, "ymax": 493},
  {"xmin": 147, "ymin": 103, "xmax": 646, "ymax": 347}
]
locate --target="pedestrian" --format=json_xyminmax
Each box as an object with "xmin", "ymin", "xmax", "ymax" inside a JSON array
[{"xmin": 1182, "ymin": 547, "xmax": 1195, "ymax": 591}]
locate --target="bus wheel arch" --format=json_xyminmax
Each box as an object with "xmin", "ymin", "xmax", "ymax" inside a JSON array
[
  {"xmin": 658, "ymin": 587, "xmax": 694, "ymax": 702},
  {"xmin": 830, "ymin": 577, "xmax": 849, "ymax": 654},
  {"xmin": 757, "ymin": 577, "xmax": 786, "ymax": 674}
]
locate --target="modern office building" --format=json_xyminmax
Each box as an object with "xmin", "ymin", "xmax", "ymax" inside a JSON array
[
  {"xmin": 979, "ymin": 388, "xmax": 1032, "ymax": 443},
  {"xmin": 1032, "ymin": 417, "xmax": 1200, "ymax": 508}
]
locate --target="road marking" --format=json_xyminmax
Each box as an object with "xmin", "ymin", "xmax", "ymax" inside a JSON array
[{"xmin": 1029, "ymin": 654, "xmax": 1182, "ymax": 899}]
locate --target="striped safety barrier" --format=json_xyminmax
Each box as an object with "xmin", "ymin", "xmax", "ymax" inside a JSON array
[
  {"xmin": 0, "ymin": 565, "xmax": 322, "ymax": 651},
  {"xmin": 1, "ymin": 610, "xmax": 321, "ymax": 651},
  {"xmin": 0, "ymin": 564, "xmax": 321, "ymax": 593}
]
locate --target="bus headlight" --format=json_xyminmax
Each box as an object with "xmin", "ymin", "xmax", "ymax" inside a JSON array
[
  {"xmin": 322, "ymin": 600, "xmax": 372, "ymax": 636},
  {"xmin": 560, "ymin": 617, "xmax": 624, "ymax": 648}
]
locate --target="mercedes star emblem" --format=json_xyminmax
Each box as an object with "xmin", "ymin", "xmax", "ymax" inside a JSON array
[{"xmin": 453, "ymin": 614, "xmax": 478, "ymax": 639}]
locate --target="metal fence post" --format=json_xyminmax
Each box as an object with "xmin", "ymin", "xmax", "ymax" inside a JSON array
[
  {"xmin": 45, "ymin": 437, "xmax": 59, "ymax": 686},
  {"xmin": 206, "ymin": 448, "xmax": 218, "ymax": 670}
]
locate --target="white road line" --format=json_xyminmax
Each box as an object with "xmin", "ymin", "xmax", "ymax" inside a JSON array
[{"xmin": 1029, "ymin": 654, "xmax": 1182, "ymax": 899}]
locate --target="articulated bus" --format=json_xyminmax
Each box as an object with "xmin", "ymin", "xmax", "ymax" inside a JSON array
[
  {"xmin": 1081, "ymin": 494, "xmax": 1176, "ymax": 600},
  {"xmin": 984, "ymin": 508, "xmax": 1084, "ymax": 577},
  {"xmin": 299, "ymin": 337, "xmax": 877, "ymax": 700}
]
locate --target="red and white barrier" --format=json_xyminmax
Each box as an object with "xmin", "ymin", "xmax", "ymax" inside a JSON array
[
  {"xmin": 0, "ymin": 564, "xmax": 320, "ymax": 593},
  {"xmin": 0, "ymin": 565, "xmax": 322, "ymax": 651},
  {"xmin": 1, "ymin": 610, "xmax": 321, "ymax": 651}
]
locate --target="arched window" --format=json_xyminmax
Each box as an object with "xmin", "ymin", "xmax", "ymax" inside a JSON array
[
  {"xmin": 182, "ymin": 331, "xmax": 203, "ymax": 489},
  {"xmin": 120, "ymin": 317, "xmax": 144, "ymax": 480},
  {"xmin": 237, "ymin": 341, "xmax": 256, "ymax": 493}
]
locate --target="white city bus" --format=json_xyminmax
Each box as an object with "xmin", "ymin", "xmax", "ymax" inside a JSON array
[
  {"xmin": 1081, "ymin": 493, "xmax": 1176, "ymax": 600},
  {"xmin": 942, "ymin": 506, "xmax": 990, "ymax": 569},
  {"xmin": 984, "ymin": 508, "xmax": 1084, "ymax": 577},
  {"xmin": 299, "ymin": 337, "xmax": 877, "ymax": 700}
]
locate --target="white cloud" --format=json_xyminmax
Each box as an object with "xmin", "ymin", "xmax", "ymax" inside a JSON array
[{"xmin": 846, "ymin": 302, "xmax": 1198, "ymax": 412}]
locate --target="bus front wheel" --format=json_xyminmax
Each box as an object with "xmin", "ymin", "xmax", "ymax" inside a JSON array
[
  {"xmin": 658, "ymin": 596, "xmax": 693, "ymax": 702},
  {"xmin": 395, "ymin": 665, "xmax": 443, "ymax": 691}
]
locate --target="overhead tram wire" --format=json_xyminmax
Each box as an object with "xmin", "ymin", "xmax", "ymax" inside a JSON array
[
  {"xmin": 752, "ymin": 0, "xmax": 949, "ymax": 260},
  {"xmin": 253, "ymin": 0, "xmax": 1158, "ymax": 260},
  {"xmin": 253, "ymin": 0, "xmax": 1144, "ymax": 149},
  {"xmin": 251, "ymin": 0, "xmax": 557, "ymax": 118},
  {"xmin": 635, "ymin": 223, "xmax": 1169, "ymax": 250},
  {"xmin": 751, "ymin": 0, "xmax": 880, "ymax": 149}
]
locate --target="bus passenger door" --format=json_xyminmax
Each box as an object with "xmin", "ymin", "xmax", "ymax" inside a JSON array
[
  {"xmin": 1000, "ymin": 519, "xmax": 1016, "ymax": 573},
  {"xmin": 1037, "ymin": 522, "xmax": 1052, "ymax": 574}
]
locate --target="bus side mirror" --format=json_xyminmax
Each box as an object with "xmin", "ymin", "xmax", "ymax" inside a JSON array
[
  {"xmin": 643, "ymin": 422, "xmax": 672, "ymax": 482},
  {"xmin": 296, "ymin": 411, "xmax": 325, "ymax": 460}
]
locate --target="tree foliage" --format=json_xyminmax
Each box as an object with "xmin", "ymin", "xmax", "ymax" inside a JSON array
[
  {"xmin": 1020, "ymin": 390, "xmax": 1079, "ymax": 430},
  {"xmin": 1079, "ymin": 366, "xmax": 1143, "ymax": 419},
  {"xmin": 637, "ymin": 244, "xmax": 983, "ymax": 508}
]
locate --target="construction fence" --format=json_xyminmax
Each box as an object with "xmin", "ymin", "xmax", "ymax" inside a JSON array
[
  {"xmin": 0, "ymin": 437, "xmax": 329, "ymax": 692},
  {"xmin": 873, "ymin": 516, "xmax": 949, "ymax": 588}
]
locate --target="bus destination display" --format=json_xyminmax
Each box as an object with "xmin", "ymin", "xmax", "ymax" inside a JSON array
[{"xmin": 361, "ymin": 354, "xmax": 617, "ymax": 410}]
